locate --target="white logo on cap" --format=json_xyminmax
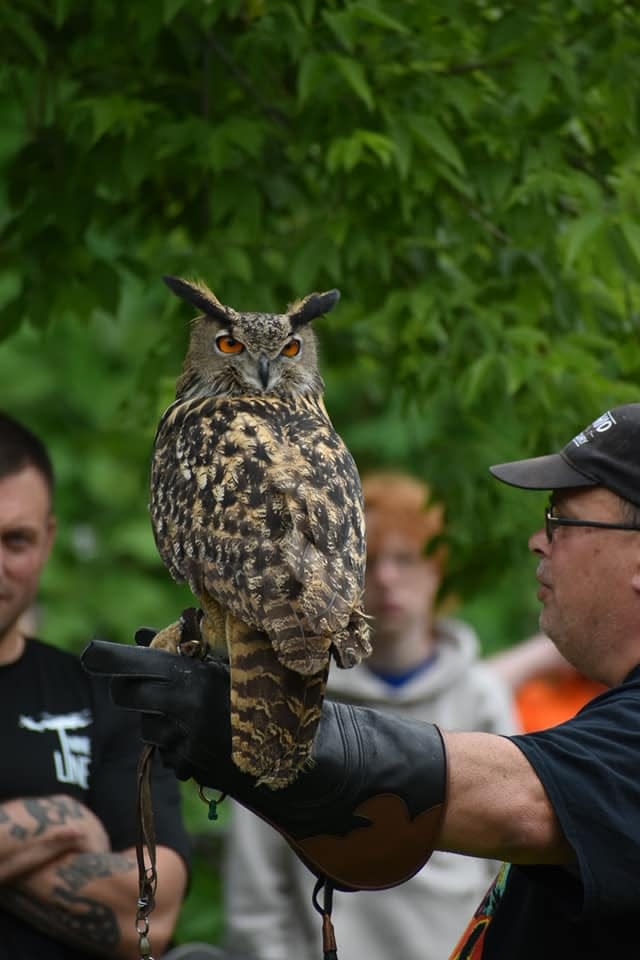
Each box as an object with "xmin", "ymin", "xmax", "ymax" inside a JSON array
[{"xmin": 571, "ymin": 411, "xmax": 617, "ymax": 448}]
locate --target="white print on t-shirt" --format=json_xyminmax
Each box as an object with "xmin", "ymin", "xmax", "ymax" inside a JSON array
[{"xmin": 19, "ymin": 710, "xmax": 92, "ymax": 789}]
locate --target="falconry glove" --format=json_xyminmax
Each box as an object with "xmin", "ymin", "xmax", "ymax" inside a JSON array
[{"xmin": 81, "ymin": 638, "xmax": 448, "ymax": 893}]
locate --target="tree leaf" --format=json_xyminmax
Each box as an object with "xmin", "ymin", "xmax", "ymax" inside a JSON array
[
  {"xmin": 332, "ymin": 55, "xmax": 374, "ymax": 110},
  {"xmin": 409, "ymin": 115, "xmax": 465, "ymax": 173},
  {"xmin": 350, "ymin": 3, "xmax": 410, "ymax": 34},
  {"xmin": 163, "ymin": 0, "xmax": 192, "ymax": 22},
  {"xmin": 297, "ymin": 53, "xmax": 330, "ymax": 107},
  {"xmin": 620, "ymin": 217, "xmax": 640, "ymax": 267},
  {"xmin": 514, "ymin": 58, "xmax": 552, "ymax": 114},
  {"xmin": 5, "ymin": 12, "xmax": 47, "ymax": 64},
  {"xmin": 562, "ymin": 210, "xmax": 604, "ymax": 268}
]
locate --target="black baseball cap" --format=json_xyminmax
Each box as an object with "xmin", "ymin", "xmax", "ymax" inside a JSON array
[{"xmin": 490, "ymin": 404, "xmax": 640, "ymax": 508}]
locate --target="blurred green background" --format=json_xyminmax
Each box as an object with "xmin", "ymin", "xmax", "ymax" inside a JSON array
[{"xmin": 2, "ymin": 0, "xmax": 640, "ymax": 945}]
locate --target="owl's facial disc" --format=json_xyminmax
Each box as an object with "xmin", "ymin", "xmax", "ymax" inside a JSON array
[{"xmin": 213, "ymin": 323, "xmax": 304, "ymax": 391}]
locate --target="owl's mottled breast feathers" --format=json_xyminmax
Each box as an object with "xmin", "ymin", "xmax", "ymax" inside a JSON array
[{"xmin": 151, "ymin": 392, "xmax": 368, "ymax": 674}]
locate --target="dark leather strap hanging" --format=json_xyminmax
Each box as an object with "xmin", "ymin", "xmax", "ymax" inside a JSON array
[
  {"xmin": 135, "ymin": 742, "xmax": 158, "ymax": 960},
  {"xmin": 312, "ymin": 876, "xmax": 338, "ymax": 959}
]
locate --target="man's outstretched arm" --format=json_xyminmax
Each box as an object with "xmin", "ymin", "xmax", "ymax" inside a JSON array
[
  {"xmin": 441, "ymin": 731, "xmax": 573, "ymax": 864},
  {"xmin": 81, "ymin": 638, "xmax": 573, "ymax": 894}
]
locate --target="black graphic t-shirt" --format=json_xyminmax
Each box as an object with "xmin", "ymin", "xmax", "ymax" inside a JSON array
[
  {"xmin": 449, "ymin": 664, "xmax": 640, "ymax": 958},
  {"xmin": 0, "ymin": 637, "xmax": 191, "ymax": 959}
]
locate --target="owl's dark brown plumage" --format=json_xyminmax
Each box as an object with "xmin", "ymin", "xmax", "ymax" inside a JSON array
[{"xmin": 149, "ymin": 276, "xmax": 371, "ymax": 788}]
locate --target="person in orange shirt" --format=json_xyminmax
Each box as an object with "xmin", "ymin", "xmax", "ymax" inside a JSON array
[{"xmin": 489, "ymin": 632, "xmax": 606, "ymax": 732}]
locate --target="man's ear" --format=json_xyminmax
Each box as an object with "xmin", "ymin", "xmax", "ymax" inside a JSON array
[
  {"xmin": 45, "ymin": 514, "xmax": 57, "ymax": 557},
  {"xmin": 630, "ymin": 565, "xmax": 640, "ymax": 595}
]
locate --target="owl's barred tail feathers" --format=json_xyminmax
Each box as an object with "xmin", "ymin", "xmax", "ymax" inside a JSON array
[{"xmin": 226, "ymin": 619, "xmax": 328, "ymax": 789}]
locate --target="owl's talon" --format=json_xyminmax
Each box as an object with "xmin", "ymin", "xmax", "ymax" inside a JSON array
[
  {"xmin": 177, "ymin": 607, "xmax": 209, "ymax": 659},
  {"xmin": 148, "ymin": 621, "xmax": 182, "ymax": 654}
]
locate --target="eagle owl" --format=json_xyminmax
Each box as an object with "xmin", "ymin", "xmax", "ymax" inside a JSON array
[{"xmin": 149, "ymin": 275, "xmax": 371, "ymax": 788}]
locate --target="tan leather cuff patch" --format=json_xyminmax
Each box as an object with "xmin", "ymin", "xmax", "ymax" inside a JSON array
[{"xmin": 293, "ymin": 792, "xmax": 445, "ymax": 891}]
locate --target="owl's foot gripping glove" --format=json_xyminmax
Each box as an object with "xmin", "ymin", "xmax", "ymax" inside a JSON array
[{"xmin": 81, "ymin": 639, "xmax": 448, "ymax": 893}]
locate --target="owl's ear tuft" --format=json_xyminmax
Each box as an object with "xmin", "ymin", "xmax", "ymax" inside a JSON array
[
  {"xmin": 163, "ymin": 275, "xmax": 231, "ymax": 324},
  {"xmin": 288, "ymin": 289, "xmax": 341, "ymax": 329}
]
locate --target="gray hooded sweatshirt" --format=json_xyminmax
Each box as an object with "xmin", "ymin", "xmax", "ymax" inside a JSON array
[{"xmin": 223, "ymin": 618, "xmax": 519, "ymax": 960}]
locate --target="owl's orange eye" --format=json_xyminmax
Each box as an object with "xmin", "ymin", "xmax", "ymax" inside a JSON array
[
  {"xmin": 216, "ymin": 335, "xmax": 245, "ymax": 355},
  {"xmin": 281, "ymin": 339, "xmax": 301, "ymax": 358}
]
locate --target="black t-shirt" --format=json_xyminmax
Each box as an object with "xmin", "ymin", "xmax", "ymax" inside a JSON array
[
  {"xmin": 450, "ymin": 665, "xmax": 640, "ymax": 958},
  {"xmin": 0, "ymin": 637, "xmax": 192, "ymax": 959}
]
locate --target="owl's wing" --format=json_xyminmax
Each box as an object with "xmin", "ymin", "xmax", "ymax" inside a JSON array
[
  {"xmin": 275, "ymin": 500, "xmax": 372, "ymax": 672},
  {"xmin": 266, "ymin": 419, "xmax": 371, "ymax": 673}
]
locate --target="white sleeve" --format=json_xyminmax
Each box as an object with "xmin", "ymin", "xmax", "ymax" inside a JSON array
[{"xmin": 222, "ymin": 801, "xmax": 311, "ymax": 960}]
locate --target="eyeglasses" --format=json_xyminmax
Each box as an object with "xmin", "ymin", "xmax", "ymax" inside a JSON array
[{"xmin": 544, "ymin": 505, "xmax": 640, "ymax": 543}]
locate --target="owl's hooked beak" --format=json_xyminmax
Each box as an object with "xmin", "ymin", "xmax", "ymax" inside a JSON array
[{"xmin": 258, "ymin": 355, "xmax": 270, "ymax": 389}]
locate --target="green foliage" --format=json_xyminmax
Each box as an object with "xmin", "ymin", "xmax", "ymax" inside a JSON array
[{"xmin": 1, "ymin": 0, "xmax": 640, "ymax": 943}]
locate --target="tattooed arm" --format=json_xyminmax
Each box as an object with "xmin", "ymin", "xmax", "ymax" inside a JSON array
[
  {"xmin": 0, "ymin": 797, "xmax": 187, "ymax": 959},
  {"xmin": 0, "ymin": 794, "xmax": 109, "ymax": 884}
]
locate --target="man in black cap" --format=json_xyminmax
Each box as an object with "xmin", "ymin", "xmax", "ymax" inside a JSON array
[{"xmin": 83, "ymin": 404, "xmax": 640, "ymax": 959}]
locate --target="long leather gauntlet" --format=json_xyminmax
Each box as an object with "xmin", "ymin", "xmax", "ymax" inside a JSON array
[{"xmin": 81, "ymin": 640, "xmax": 447, "ymax": 892}]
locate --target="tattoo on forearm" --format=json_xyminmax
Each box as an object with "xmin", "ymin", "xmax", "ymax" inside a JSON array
[
  {"xmin": 24, "ymin": 796, "xmax": 85, "ymax": 835},
  {"xmin": 0, "ymin": 796, "xmax": 85, "ymax": 846},
  {"xmin": 0, "ymin": 807, "xmax": 27, "ymax": 841},
  {"xmin": 55, "ymin": 852, "xmax": 135, "ymax": 892},
  {"xmin": 0, "ymin": 885, "xmax": 120, "ymax": 952},
  {"xmin": 0, "ymin": 852, "xmax": 136, "ymax": 954}
]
